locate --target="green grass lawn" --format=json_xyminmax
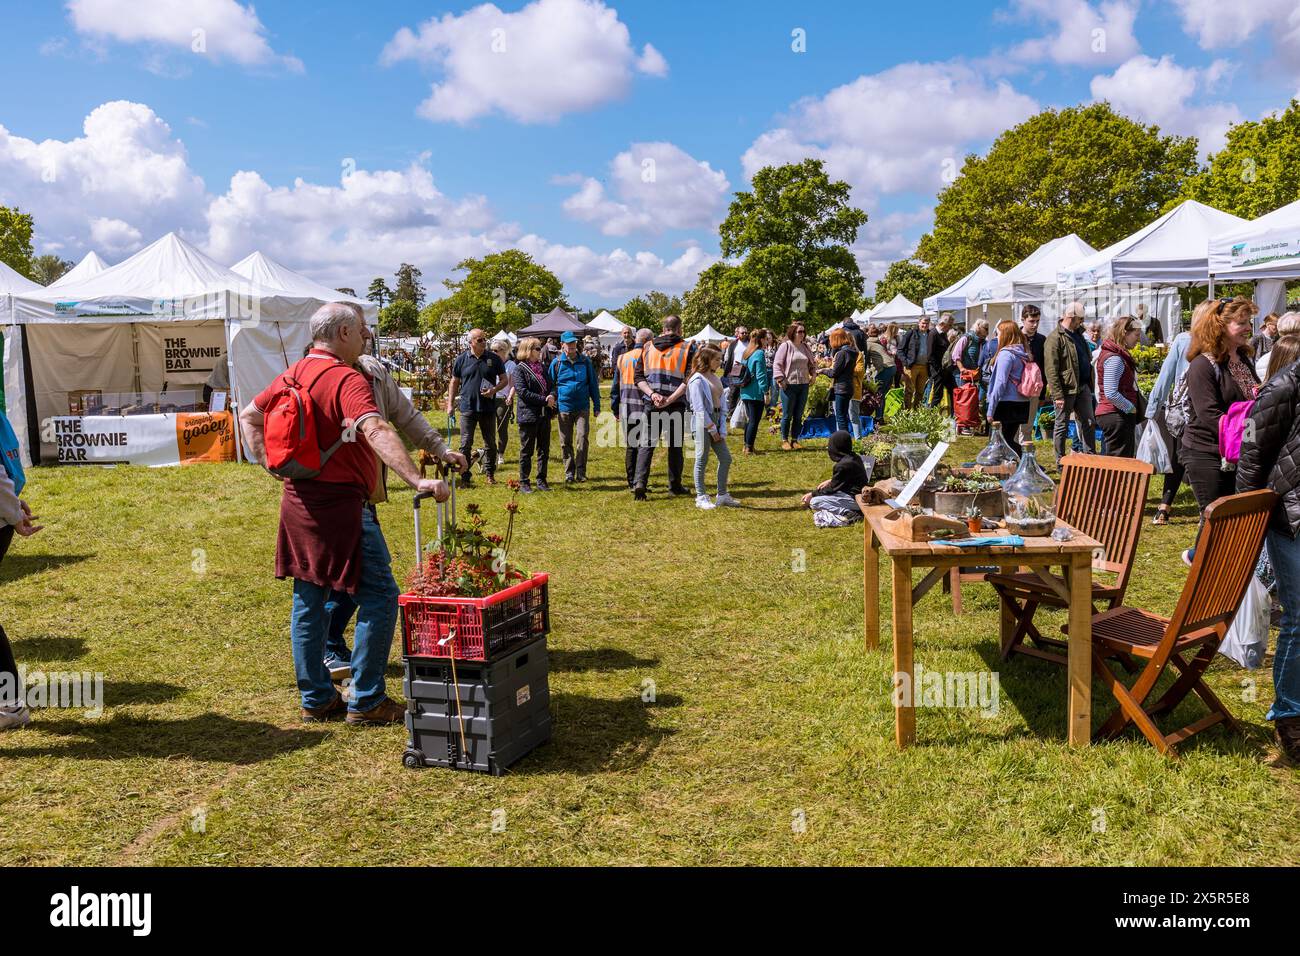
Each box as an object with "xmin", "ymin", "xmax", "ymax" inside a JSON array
[{"xmin": 1, "ymin": 411, "xmax": 1297, "ymax": 866}]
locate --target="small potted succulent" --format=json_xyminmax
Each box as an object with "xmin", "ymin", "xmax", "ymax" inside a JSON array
[{"xmin": 963, "ymin": 504, "xmax": 983, "ymax": 534}]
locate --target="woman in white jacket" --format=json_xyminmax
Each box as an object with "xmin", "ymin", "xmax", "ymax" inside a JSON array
[
  {"xmin": 0, "ymin": 456, "xmax": 42, "ymax": 730},
  {"xmin": 687, "ymin": 347, "xmax": 740, "ymax": 510}
]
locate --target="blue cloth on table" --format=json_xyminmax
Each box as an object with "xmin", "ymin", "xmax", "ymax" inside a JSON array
[{"xmin": 934, "ymin": 535, "xmax": 1025, "ymax": 548}]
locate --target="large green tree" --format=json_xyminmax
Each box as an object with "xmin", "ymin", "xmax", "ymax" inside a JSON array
[
  {"xmin": 680, "ymin": 263, "xmax": 735, "ymax": 336},
  {"xmin": 30, "ymin": 254, "xmax": 74, "ymax": 286},
  {"xmin": 915, "ymin": 103, "xmax": 1199, "ymax": 287},
  {"xmin": 1178, "ymin": 99, "xmax": 1300, "ymax": 219},
  {"xmin": 423, "ymin": 249, "xmax": 568, "ymax": 334},
  {"xmin": 393, "ymin": 263, "xmax": 426, "ymax": 308},
  {"xmin": 618, "ymin": 296, "xmax": 657, "ymax": 332},
  {"xmin": 367, "ymin": 277, "xmax": 392, "ymax": 309},
  {"xmin": 717, "ymin": 158, "xmax": 867, "ymax": 333},
  {"xmin": 378, "ymin": 299, "xmax": 419, "ymax": 337},
  {"xmin": 873, "ymin": 259, "xmax": 939, "ymax": 308},
  {"xmin": 0, "ymin": 206, "xmax": 35, "ymax": 279}
]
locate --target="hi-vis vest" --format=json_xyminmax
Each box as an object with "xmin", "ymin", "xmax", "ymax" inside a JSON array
[
  {"xmin": 641, "ymin": 340, "xmax": 691, "ymax": 400},
  {"xmin": 618, "ymin": 346, "xmax": 646, "ymax": 414}
]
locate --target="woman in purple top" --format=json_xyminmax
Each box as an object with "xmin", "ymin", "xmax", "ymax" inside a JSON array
[{"xmin": 986, "ymin": 319, "xmax": 1032, "ymax": 456}]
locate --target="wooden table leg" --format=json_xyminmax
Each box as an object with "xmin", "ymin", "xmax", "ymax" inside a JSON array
[
  {"xmin": 1067, "ymin": 552, "xmax": 1092, "ymax": 747},
  {"xmin": 892, "ymin": 556, "xmax": 915, "ymax": 749},
  {"xmin": 864, "ymin": 523, "xmax": 880, "ymax": 650}
]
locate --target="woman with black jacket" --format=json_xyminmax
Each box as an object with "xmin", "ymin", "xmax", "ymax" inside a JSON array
[
  {"xmin": 819, "ymin": 328, "xmax": 859, "ymax": 435},
  {"xmin": 1179, "ymin": 297, "xmax": 1259, "ymax": 559},
  {"xmin": 510, "ymin": 337, "xmax": 555, "ymax": 492},
  {"xmin": 1237, "ymin": 356, "xmax": 1300, "ymax": 764}
]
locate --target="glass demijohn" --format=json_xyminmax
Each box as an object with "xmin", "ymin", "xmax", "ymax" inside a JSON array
[{"xmin": 1001, "ymin": 441, "xmax": 1056, "ymax": 536}]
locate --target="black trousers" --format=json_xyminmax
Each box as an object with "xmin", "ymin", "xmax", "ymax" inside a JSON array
[
  {"xmin": 992, "ymin": 400, "xmax": 1029, "ymax": 456},
  {"xmin": 1154, "ymin": 410, "xmax": 1186, "ymax": 508},
  {"xmin": 495, "ymin": 401, "xmax": 512, "ymax": 461},
  {"xmin": 516, "ymin": 418, "xmax": 550, "ymax": 483},
  {"xmin": 743, "ymin": 399, "xmax": 765, "ymax": 451},
  {"xmin": 928, "ymin": 367, "xmax": 954, "ymax": 411},
  {"xmin": 1183, "ymin": 448, "xmax": 1235, "ymax": 515},
  {"xmin": 458, "ymin": 406, "xmax": 498, "ymax": 477},
  {"xmin": 634, "ymin": 408, "xmax": 686, "ymax": 492},
  {"xmin": 1096, "ymin": 411, "xmax": 1137, "ymax": 459},
  {"xmin": 0, "ymin": 525, "xmax": 17, "ymax": 706},
  {"xmin": 620, "ymin": 411, "xmax": 648, "ymax": 488}
]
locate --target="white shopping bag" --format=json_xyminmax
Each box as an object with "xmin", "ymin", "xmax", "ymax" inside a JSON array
[
  {"xmin": 1135, "ymin": 418, "xmax": 1172, "ymax": 473},
  {"xmin": 729, "ymin": 401, "xmax": 748, "ymax": 429},
  {"xmin": 1219, "ymin": 576, "xmax": 1270, "ymax": 669}
]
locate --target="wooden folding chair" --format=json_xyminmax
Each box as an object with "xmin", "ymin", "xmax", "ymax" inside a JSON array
[
  {"xmin": 1072, "ymin": 490, "xmax": 1276, "ymax": 755},
  {"xmin": 985, "ymin": 454, "xmax": 1153, "ymax": 663}
]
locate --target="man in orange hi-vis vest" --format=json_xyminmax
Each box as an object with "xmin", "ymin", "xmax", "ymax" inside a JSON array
[{"xmin": 632, "ymin": 315, "xmax": 696, "ymax": 501}]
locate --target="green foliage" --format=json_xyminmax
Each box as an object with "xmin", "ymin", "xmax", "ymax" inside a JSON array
[
  {"xmin": 335, "ymin": 287, "xmax": 357, "ymax": 297},
  {"xmin": 378, "ymin": 299, "xmax": 419, "ymax": 337},
  {"xmin": 717, "ymin": 159, "xmax": 867, "ymax": 333},
  {"xmin": 680, "ymin": 263, "xmax": 733, "ymax": 337},
  {"xmin": 367, "ymin": 278, "xmax": 392, "ymax": 308},
  {"xmin": 393, "ymin": 263, "xmax": 426, "ymax": 308},
  {"xmin": 432, "ymin": 250, "xmax": 568, "ymax": 334},
  {"xmin": 1130, "ymin": 344, "xmax": 1165, "ymax": 374},
  {"xmin": 880, "ymin": 405, "xmax": 950, "ymax": 448},
  {"xmin": 1179, "ymin": 100, "xmax": 1300, "ymax": 219},
  {"xmin": 29, "ymin": 254, "xmax": 74, "ymax": 286},
  {"xmin": 0, "ymin": 206, "xmax": 35, "ymax": 279},
  {"xmin": 916, "ymin": 104, "xmax": 1199, "ymax": 287},
  {"xmin": 617, "ymin": 291, "xmax": 681, "ymax": 334},
  {"xmin": 806, "ymin": 374, "xmax": 832, "ymax": 418},
  {"xmin": 874, "ymin": 259, "xmax": 939, "ymax": 308}
]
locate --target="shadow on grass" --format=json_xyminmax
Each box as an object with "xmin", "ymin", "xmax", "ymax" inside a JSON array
[
  {"xmin": 8, "ymin": 636, "xmax": 89, "ymax": 662},
  {"xmin": 0, "ymin": 554, "xmax": 92, "ymax": 583},
  {"xmin": 104, "ymin": 681, "xmax": 188, "ymax": 706},
  {"xmin": 516, "ymin": 690, "xmax": 681, "ymax": 775},
  {"xmin": 0, "ymin": 713, "xmax": 328, "ymax": 764},
  {"xmin": 549, "ymin": 648, "xmax": 659, "ymax": 672}
]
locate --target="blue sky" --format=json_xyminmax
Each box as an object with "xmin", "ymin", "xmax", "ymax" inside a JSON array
[{"xmin": 1, "ymin": 0, "xmax": 1298, "ymax": 307}]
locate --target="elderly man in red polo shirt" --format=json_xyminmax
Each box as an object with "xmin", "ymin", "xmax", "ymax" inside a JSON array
[{"xmin": 240, "ymin": 303, "xmax": 447, "ymax": 725}]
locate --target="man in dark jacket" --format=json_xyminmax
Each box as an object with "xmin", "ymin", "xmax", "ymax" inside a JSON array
[
  {"xmin": 1018, "ymin": 305, "xmax": 1047, "ymax": 444},
  {"xmin": 927, "ymin": 313, "xmax": 955, "ymax": 411},
  {"xmin": 1236, "ymin": 360, "xmax": 1300, "ymax": 763},
  {"xmin": 898, "ymin": 315, "xmax": 941, "ymax": 410},
  {"xmin": 1043, "ymin": 302, "xmax": 1097, "ymax": 463}
]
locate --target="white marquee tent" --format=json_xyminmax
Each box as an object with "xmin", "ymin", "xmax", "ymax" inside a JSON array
[
  {"xmin": 4, "ymin": 234, "xmax": 375, "ymax": 465},
  {"xmin": 868, "ymin": 293, "xmax": 925, "ymax": 323},
  {"xmin": 47, "ymin": 251, "xmax": 111, "ymax": 290},
  {"xmin": 1, "ymin": 262, "xmax": 43, "ymax": 420},
  {"xmin": 687, "ymin": 323, "xmax": 728, "ymax": 344},
  {"xmin": 1208, "ymin": 197, "xmax": 1300, "ymax": 283},
  {"xmin": 490, "ymin": 329, "xmax": 518, "ymax": 347},
  {"xmin": 923, "ymin": 263, "xmax": 1004, "ymax": 328},
  {"xmin": 586, "ymin": 309, "xmax": 630, "ymax": 346},
  {"xmin": 967, "ymin": 233, "xmax": 1097, "ymax": 332}
]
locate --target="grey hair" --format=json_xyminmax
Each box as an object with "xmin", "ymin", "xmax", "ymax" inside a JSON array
[
  {"xmin": 1063, "ymin": 301, "xmax": 1086, "ymax": 320},
  {"xmin": 311, "ymin": 302, "xmax": 362, "ymax": 343},
  {"xmin": 1277, "ymin": 312, "xmax": 1300, "ymax": 336},
  {"xmin": 973, "ymin": 318, "xmax": 990, "ymax": 334},
  {"xmin": 636, "ymin": 327, "xmax": 653, "ymax": 343}
]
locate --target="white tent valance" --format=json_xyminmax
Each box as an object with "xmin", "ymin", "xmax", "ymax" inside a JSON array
[
  {"xmin": 1208, "ymin": 198, "xmax": 1300, "ymax": 281},
  {"xmin": 924, "ymin": 263, "xmax": 1004, "ymax": 314},
  {"xmin": 970, "ymin": 234, "xmax": 1096, "ymax": 306}
]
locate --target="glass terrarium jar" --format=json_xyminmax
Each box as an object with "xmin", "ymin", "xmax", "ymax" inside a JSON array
[
  {"xmin": 890, "ymin": 433, "xmax": 931, "ymax": 487},
  {"xmin": 1002, "ymin": 441, "xmax": 1056, "ymax": 536},
  {"xmin": 974, "ymin": 423, "xmax": 1020, "ymax": 477}
]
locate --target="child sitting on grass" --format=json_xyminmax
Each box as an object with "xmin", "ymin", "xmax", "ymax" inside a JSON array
[{"xmin": 802, "ymin": 430, "xmax": 871, "ymax": 527}]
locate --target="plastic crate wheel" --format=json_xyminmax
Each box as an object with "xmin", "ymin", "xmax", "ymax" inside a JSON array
[{"xmin": 402, "ymin": 749, "xmax": 425, "ymax": 770}]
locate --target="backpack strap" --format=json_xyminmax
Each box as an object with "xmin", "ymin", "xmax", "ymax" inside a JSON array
[{"xmin": 294, "ymin": 354, "xmax": 353, "ymax": 467}]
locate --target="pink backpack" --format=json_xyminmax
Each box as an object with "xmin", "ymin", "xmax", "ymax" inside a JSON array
[
  {"xmin": 1017, "ymin": 358, "xmax": 1044, "ymax": 398},
  {"xmin": 1219, "ymin": 400, "xmax": 1254, "ymax": 465}
]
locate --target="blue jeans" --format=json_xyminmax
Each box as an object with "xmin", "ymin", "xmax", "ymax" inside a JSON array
[
  {"xmin": 692, "ymin": 420, "xmax": 732, "ymax": 496},
  {"xmin": 833, "ymin": 392, "xmax": 852, "ymax": 435},
  {"xmin": 780, "ymin": 383, "xmax": 809, "ymax": 441},
  {"xmin": 290, "ymin": 506, "xmax": 399, "ymax": 712},
  {"xmin": 324, "ymin": 590, "xmax": 355, "ymax": 664},
  {"xmin": 1266, "ymin": 529, "xmax": 1300, "ymax": 722},
  {"xmin": 848, "ymin": 399, "xmax": 862, "ymax": 439}
]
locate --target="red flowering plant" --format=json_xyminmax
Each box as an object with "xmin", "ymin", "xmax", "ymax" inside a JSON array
[{"xmin": 407, "ymin": 479, "xmax": 527, "ymax": 597}]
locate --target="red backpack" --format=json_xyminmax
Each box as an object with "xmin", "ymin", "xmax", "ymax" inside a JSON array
[{"xmin": 263, "ymin": 358, "xmax": 349, "ymax": 479}]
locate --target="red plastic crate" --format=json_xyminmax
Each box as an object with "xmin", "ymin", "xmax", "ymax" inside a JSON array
[{"xmin": 399, "ymin": 573, "xmax": 549, "ymax": 662}]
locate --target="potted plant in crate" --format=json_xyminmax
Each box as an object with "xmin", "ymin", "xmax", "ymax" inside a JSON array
[{"xmin": 399, "ymin": 480, "xmax": 550, "ymax": 661}]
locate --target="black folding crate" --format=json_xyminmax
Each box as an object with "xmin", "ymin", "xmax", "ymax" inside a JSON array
[{"xmin": 402, "ymin": 637, "xmax": 551, "ymax": 775}]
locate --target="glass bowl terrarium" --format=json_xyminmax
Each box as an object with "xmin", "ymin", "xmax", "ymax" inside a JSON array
[
  {"xmin": 1002, "ymin": 441, "xmax": 1056, "ymax": 536},
  {"xmin": 890, "ymin": 432, "xmax": 937, "ymax": 508},
  {"xmin": 974, "ymin": 423, "xmax": 1020, "ymax": 478}
]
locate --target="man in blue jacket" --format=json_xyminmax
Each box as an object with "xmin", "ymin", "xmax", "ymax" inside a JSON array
[{"xmin": 549, "ymin": 330, "xmax": 601, "ymax": 483}]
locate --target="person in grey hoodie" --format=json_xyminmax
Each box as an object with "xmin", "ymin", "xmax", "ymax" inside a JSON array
[
  {"xmin": 0, "ymin": 461, "xmax": 42, "ymax": 730},
  {"xmin": 687, "ymin": 346, "xmax": 739, "ymax": 510}
]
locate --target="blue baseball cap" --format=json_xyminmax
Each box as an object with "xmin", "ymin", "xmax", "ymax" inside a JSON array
[{"xmin": 560, "ymin": 331, "xmax": 578, "ymax": 343}]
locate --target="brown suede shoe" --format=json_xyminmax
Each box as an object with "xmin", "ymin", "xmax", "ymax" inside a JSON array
[
  {"xmin": 1276, "ymin": 717, "xmax": 1300, "ymax": 766},
  {"xmin": 346, "ymin": 697, "xmax": 407, "ymax": 726},
  {"xmin": 301, "ymin": 693, "xmax": 347, "ymax": 723}
]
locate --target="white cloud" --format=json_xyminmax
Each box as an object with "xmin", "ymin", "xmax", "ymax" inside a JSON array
[
  {"xmin": 1002, "ymin": 0, "xmax": 1140, "ymax": 65},
  {"xmin": 743, "ymin": 62, "xmax": 1039, "ymax": 203},
  {"xmin": 89, "ymin": 216, "xmax": 142, "ymax": 253},
  {"xmin": 1090, "ymin": 54, "xmax": 1244, "ymax": 157},
  {"xmin": 0, "ymin": 100, "xmax": 208, "ymax": 255},
  {"xmin": 1168, "ymin": 0, "xmax": 1300, "ymax": 55},
  {"xmin": 560, "ymin": 142, "xmax": 730, "ymax": 236},
  {"xmin": 517, "ymin": 237, "xmax": 716, "ymax": 299},
  {"xmin": 381, "ymin": 0, "xmax": 666, "ymax": 124},
  {"xmin": 851, "ymin": 208, "xmax": 934, "ymax": 294},
  {"xmin": 67, "ymin": 0, "xmax": 302, "ymax": 71}
]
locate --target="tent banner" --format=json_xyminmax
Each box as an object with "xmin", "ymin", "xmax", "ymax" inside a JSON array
[
  {"xmin": 1228, "ymin": 232, "xmax": 1300, "ymax": 270},
  {"xmin": 49, "ymin": 412, "xmax": 236, "ymax": 467}
]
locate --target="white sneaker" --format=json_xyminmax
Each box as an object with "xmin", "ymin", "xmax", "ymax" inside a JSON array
[
  {"xmin": 714, "ymin": 493, "xmax": 742, "ymax": 508},
  {"xmin": 695, "ymin": 494, "xmax": 716, "ymax": 510},
  {"xmin": 0, "ymin": 705, "xmax": 32, "ymax": 730}
]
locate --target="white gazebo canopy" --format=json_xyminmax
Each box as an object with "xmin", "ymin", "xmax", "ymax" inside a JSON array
[
  {"xmin": 924, "ymin": 263, "xmax": 1004, "ymax": 326},
  {"xmin": 687, "ymin": 323, "xmax": 728, "ymax": 343},
  {"xmin": 587, "ymin": 309, "xmax": 629, "ymax": 334},
  {"xmin": 489, "ymin": 329, "xmax": 518, "ymax": 347},
  {"xmin": 1058, "ymin": 201, "xmax": 1246, "ymax": 289},
  {"xmin": 48, "ymin": 251, "xmax": 110, "ymax": 290},
  {"xmin": 1208, "ymin": 197, "xmax": 1300, "ymax": 282},
  {"xmin": 968, "ymin": 234, "xmax": 1097, "ymax": 331},
  {"xmin": 868, "ymin": 293, "xmax": 925, "ymax": 322},
  {"xmin": 230, "ymin": 250, "xmax": 375, "ymax": 320}
]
